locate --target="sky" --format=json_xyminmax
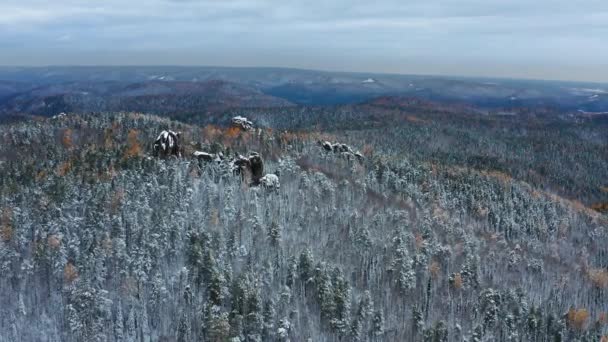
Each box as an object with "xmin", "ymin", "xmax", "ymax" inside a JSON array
[{"xmin": 1, "ymin": 0, "xmax": 607, "ymax": 82}]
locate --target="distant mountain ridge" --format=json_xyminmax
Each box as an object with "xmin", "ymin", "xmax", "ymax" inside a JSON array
[
  {"xmin": 0, "ymin": 66, "xmax": 608, "ymax": 117},
  {"xmin": 0, "ymin": 79, "xmax": 292, "ymax": 118}
]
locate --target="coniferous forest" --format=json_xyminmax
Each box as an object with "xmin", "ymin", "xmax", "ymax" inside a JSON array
[{"xmin": 0, "ymin": 101, "xmax": 607, "ymax": 342}]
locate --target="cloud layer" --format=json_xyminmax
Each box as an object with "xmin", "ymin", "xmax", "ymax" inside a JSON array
[{"xmin": 1, "ymin": 0, "xmax": 607, "ymax": 82}]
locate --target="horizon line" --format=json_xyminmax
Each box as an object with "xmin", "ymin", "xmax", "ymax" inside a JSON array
[{"xmin": 0, "ymin": 64, "xmax": 606, "ymax": 86}]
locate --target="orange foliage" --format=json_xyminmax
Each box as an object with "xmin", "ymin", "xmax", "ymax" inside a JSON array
[
  {"xmin": 47, "ymin": 235, "xmax": 61, "ymax": 249},
  {"xmin": 101, "ymin": 234, "xmax": 113, "ymax": 253},
  {"xmin": 110, "ymin": 189, "xmax": 124, "ymax": 213},
  {"xmin": 452, "ymin": 273, "xmax": 463, "ymax": 289},
  {"xmin": 64, "ymin": 262, "xmax": 78, "ymax": 283},
  {"xmin": 362, "ymin": 144, "xmax": 374, "ymax": 156},
  {"xmin": 601, "ymin": 335, "xmax": 608, "ymax": 342},
  {"xmin": 103, "ymin": 122, "xmax": 121, "ymax": 148},
  {"xmin": 482, "ymin": 170, "xmax": 513, "ymax": 184},
  {"xmin": 571, "ymin": 199, "xmax": 589, "ymax": 212},
  {"xmin": 415, "ymin": 233, "xmax": 425, "ymax": 250},
  {"xmin": 599, "ymin": 312, "xmax": 608, "ymax": 326},
  {"xmin": 588, "ymin": 268, "xmax": 608, "ymax": 289},
  {"xmin": 475, "ymin": 206, "xmax": 489, "ymax": 219},
  {"xmin": 61, "ymin": 128, "xmax": 73, "ymax": 148},
  {"xmin": 56, "ymin": 160, "xmax": 72, "ymax": 176},
  {"xmin": 405, "ymin": 115, "xmax": 427, "ymax": 124},
  {"xmin": 120, "ymin": 276, "xmax": 138, "ymax": 296},
  {"xmin": 189, "ymin": 167, "xmax": 200, "ymax": 179},
  {"xmin": 0, "ymin": 208, "xmax": 13, "ymax": 242},
  {"xmin": 124, "ymin": 129, "xmax": 142, "ymax": 158},
  {"xmin": 429, "ymin": 261, "xmax": 441, "ymax": 280},
  {"xmin": 591, "ymin": 202, "xmax": 608, "ymax": 214},
  {"xmin": 531, "ymin": 189, "xmax": 543, "ymax": 199},
  {"xmin": 36, "ymin": 170, "xmax": 47, "ymax": 182},
  {"xmin": 225, "ymin": 126, "xmax": 241, "ymax": 139},
  {"xmin": 202, "ymin": 125, "xmax": 223, "ymax": 142},
  {"xmin": 210, "ymin": 209, "xmax": 220, "ymax": 226},
  {"xmin": 568, "ymin": 308, "xmax": 589, "ymax": 330}
]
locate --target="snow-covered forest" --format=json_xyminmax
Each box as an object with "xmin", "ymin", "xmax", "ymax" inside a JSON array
[{"xmin": 0, "ymin": 111, "xmax": 607, "ymax": 341}]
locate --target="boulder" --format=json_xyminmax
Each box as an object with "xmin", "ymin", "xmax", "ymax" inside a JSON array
[
  {"xmin": 193, "ymin": 151, "xmax": 224, "ymax": 163},
  {"xmin": 153, "ymin": 130, "xmax": 181, "ymax": 157},
  {"xmin": 193, "ymin": 151, "xmax": 215, "ymax": 161},
  {"xmin": 260, "ymin": 174, "xmax": 280, "ymax": 190},
  {"xmin": 231, "ymin": 116, "xmax": 254, "ymax": 131},
  {"xmin": 319, "ymin": 140, "xmax": 364, "ymax": 163},
  {"xmin": 231, "ymin": 152, "xmax": 265, "ymax": 185},
  {"xmin": 322, "ymin": 141, "xmax": 333, "ymax": 152}
]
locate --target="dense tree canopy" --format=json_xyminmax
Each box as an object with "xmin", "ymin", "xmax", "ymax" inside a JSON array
[{"xmin": 0, "ymin": 110, "xmax": 606, "ymax": 341}]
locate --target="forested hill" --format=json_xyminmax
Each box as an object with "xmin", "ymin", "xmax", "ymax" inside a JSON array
[{"xmin": 0, "ymin": 112, "xmax": 607, "ymax": 341}]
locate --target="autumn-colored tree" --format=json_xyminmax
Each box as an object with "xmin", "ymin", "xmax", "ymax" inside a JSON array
[
  {"xmin": 48, "ymin": 235, "xmax": 61, "ymax": 249},
  {"xmin": 109, "ymin": 189, "xmax": 125, "ymax": 213},
  {"xmin": 56, "ymin": 160, "xmax": 72, "ymax": 176},
  {"xmin": 0, "ymin": 208, "xmax": 12, "ymax": 242},
  {"xmin": 567, "ymin": 308, "xmax": 589, "ymax": 330},
  {"xmin": 429, "ymin": 261, "xmax": 441, "ymax": 280},
  {"xmin": 64, "ymin": 262, "xmax": 79, "ymax": 284},
  {"xmin": 598, "ymin": 312, "xmax": 608, "ymax": 327},
  {"xmin": 591, "ymin": 202, "xmax": 608, "ymax": 214},
  {"xmin": 36, "ymin": 170, "xmax": 47, "ymax": 182},
  {"xmin": 124, "ymin": 129, "xmax": 142, "ymax": 158},
  {"xmin": 62, "ymin": 128, "xmax": 73, "ymax": 148},
  {"xmin": 450, "ymin": 273, "xmax": 463, "ymax": 290},
  {"xmin": 219, "ymin": 126, "xmax": 242, "ymax": 147},
  {"xmin": 588, "ymin": 269, "xmax": 608, "ymax": 289},
  {"xmin": 202, "ymin": 125, "xmax": 222, "ymax": 142}
]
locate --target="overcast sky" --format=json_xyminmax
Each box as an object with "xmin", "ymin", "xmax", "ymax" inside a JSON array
[{"xmin": 1, "ymin": 0, "xmax": 607, "ymax": 82}]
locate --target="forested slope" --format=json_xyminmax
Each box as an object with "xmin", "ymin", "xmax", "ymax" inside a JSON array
[{"xmin": 0, "ymin": 112, "xmax": 606, "ymax": 341}]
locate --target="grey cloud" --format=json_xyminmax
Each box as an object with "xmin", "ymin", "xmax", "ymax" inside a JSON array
[{"xmin": 0, "ymin": 0, "xmax": 607, "ymax": 82}]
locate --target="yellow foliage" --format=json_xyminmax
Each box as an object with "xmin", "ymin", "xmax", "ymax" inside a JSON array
[
  {"xmin": 568, "ymin": 308, "xmax": 589, "ymax": 330},
  {"xmin": 589, "ymin": 268, "xmax": 608, "ymax": 289}
]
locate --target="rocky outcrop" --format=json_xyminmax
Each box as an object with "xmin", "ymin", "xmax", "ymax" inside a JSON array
[
  {"xmin": 232, "ymin": 116, "xmax": 254, "ymax": 131},
  {"xmin": 153, "ymin": 130, "xmax": 181, "ymax": 158},
  {"xmin": 318, "ymin": 140, "xmax": 364, "ymax": 162},
  {"xmin": 232, "ymin": 152, "xmax": 265, "ymax": 185},
  {"xmin": 52, "ymin": 112, "xmax": 67, "ymax": 120},
  {"xmin": 193, "ymin": 151, "xmax": 225, "ymax": 164},
  {"xmin": 260, "ymin": 174, "xmax": 280, "ymax": 190}
]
